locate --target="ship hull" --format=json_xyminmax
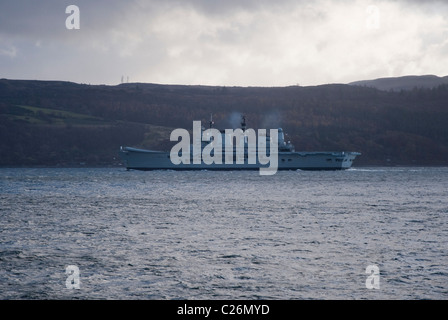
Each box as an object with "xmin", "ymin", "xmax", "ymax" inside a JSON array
[{"xmin": 119, "ymin": 147, "xmax": 360, "ymax": 171}]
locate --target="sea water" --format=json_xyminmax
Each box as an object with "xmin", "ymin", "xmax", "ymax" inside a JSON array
[{"xmin": 0, "ymin": 167, "xmax": 447, "ymax": 299}]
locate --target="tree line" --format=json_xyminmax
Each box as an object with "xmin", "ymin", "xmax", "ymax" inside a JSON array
[{"xmin": 1, "ymin": 79, "xmax": 447, "ymax": 166}]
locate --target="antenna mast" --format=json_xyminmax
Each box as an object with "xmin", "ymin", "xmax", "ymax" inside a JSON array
[
  {"xmin": 209, "ymin": 113, "xmax": 214, "ymax": 128},
  {"xmin": 241, "ymin": 114, "xmax": 247, "ymax": 132}
]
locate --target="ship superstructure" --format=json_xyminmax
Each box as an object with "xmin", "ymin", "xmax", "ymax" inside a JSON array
[{"xmin": 119, "ymin": 115, "xmax": 360, "ymax": 171}]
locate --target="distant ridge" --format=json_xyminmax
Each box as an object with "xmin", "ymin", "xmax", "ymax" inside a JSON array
[
  {"xmin": 1, "ymin": 77, "xmax": 448, "ymax": 167},
  {"xmin": 349, "ymin": 75, "xmax": 448, "ymax": 91}
]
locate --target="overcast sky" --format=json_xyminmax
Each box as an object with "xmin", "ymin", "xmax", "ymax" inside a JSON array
[{"xmin": 1, "ymin": 0, "xmax": 447, "ymax": 86}]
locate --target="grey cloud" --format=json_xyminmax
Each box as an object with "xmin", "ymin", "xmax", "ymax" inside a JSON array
[
  {"xmin": 1, "ymin": 0, "xmax": 448, "ymax": 86},
  {"xmin": 0, "ymin": 0, "xmax": 142, "ymax": 39}
]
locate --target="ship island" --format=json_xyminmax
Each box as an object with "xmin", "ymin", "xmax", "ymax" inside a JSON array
[{"xmin": 119, "ymin": 115, "xmax": 360, "ymax": 171}]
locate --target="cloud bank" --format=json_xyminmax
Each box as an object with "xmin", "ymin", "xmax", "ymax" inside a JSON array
[{"xmin": 1, "ymin": 0, "xmax": 447, "ymax": 86}]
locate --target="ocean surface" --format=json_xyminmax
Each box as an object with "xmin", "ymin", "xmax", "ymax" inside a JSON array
[{"xmin": 0, "ymin": 167, "xmax": 447, "ymax": 300}]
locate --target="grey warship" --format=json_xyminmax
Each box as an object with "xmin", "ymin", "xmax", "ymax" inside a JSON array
[{"xmin": 119, "ymin": 115, "xmax": 360, "ymax": 171}]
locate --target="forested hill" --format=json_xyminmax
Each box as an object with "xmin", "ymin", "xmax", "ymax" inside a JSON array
[
  {"xmin": 1, "ymin": 78, "xmax": 448, "ymax": 167},
  {"xmin": 349, "ymin": 75, "xmax": 448, "ymax": 92}
]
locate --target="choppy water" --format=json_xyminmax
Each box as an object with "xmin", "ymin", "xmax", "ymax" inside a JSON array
[{"xmin": 0, "ymin": 167, "xmax": 447, "ymax": 300}]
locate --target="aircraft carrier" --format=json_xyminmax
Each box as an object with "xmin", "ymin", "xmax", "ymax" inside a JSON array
[{"xmin": 119, "ymin": 116, "xmax": 360, "ymax": 171}]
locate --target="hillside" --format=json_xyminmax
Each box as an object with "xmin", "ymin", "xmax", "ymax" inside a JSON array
[
  {"xmin": 349, "ymin": 75, "xmax": 448, "ymax": 91},
  {"xmin": 1, "ymin": 78, "xmax": 448, "ymax": 167}
]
